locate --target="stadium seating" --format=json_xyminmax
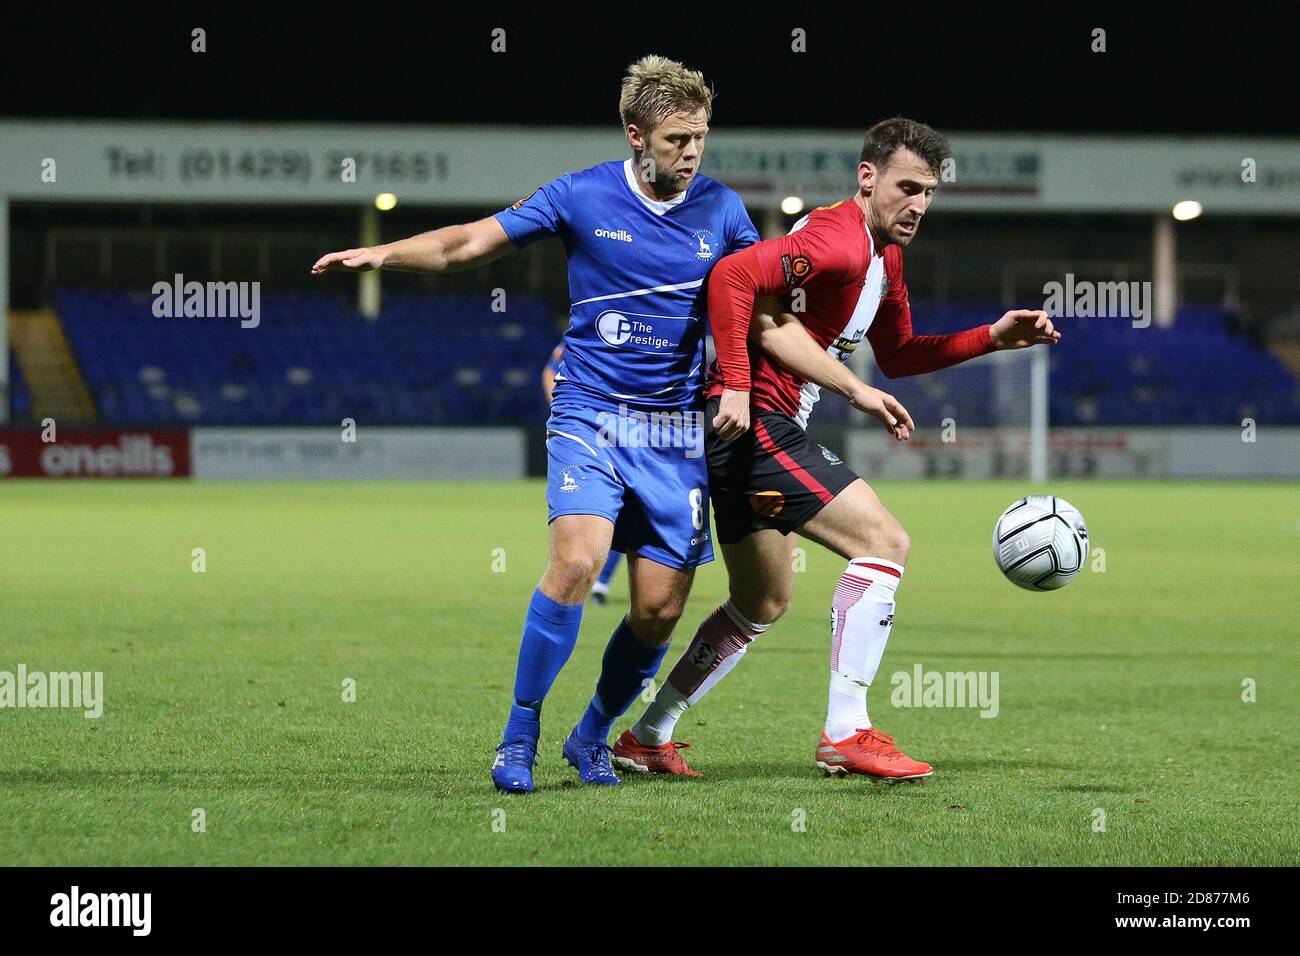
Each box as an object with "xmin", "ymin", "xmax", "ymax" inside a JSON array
[
  {"xmin": 905, "ymin": 303, "xmax": 1300, "ymax": 427},
  {"xmin": 57, "ymin": 290, "xmax": 557, "ymax": 426},
  {"xmin": 8, "ymin": 350, "xmax": 32, "ymax": 423},
  {"xmin": 51, "ymin": 291, "xmax": 1300, "ymax": 427}
]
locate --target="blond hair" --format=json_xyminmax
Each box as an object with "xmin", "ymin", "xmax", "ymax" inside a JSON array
[{"xmin": 618, "ymin": 55, "xmax": 713, "ymax": 135}]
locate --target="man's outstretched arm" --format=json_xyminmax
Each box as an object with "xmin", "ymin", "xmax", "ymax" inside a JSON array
[
  {"xmin": 311, "ymin": 216, "xmax": 514, "ymax": 276},
  {"xmin": 869, "ymin": 299, "xmax": 1061, "ymax": 379}
]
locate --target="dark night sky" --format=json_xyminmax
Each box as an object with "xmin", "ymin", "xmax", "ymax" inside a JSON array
[{"xmin": 3, "ymin": 1, "xmax": 1297, "ymax": 136}]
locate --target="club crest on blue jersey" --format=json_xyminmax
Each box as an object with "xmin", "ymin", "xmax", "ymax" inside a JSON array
[{"xmin": 691, "ymin": 228, "xmax": 719, "ymax": 261}]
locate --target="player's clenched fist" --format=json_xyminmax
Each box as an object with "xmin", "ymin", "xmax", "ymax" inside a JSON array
[
  {"xmin": 310, "ymin": 247, "xmax": 384, "ymax": 275},
  {"xmin": 989, "ymin": 309, "xmax": 1061, "ymax": 349},
  {"xmin": 849, "ymin": 384, "xmax": 914, "ymax": 442},
  {"xmin": 713, "ymin": 388, "xmax": 751, "ymax": 441}
]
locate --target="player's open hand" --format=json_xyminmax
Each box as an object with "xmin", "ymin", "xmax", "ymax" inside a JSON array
[
  {"xmin": 990, "ymin": 309, "xmax": 1061, "ymax": 349},
  {"xmin": 311, "ymin": 247, "xmax": 383, "ymax": 276},
  {"xmin": 849, "ymin": 384, "xmax": 914, "ymax": 442},
  {"xmin": 713, "ymin": 388, "xmax": 751, "ymax": 441}
]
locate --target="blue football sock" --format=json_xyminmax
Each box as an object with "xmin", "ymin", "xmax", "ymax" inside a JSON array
[
  {"xmin": 504, "ymin": 588, "xmax": 583, "ymax": 735},
  {"xmin": 596, "ymin": 551, "xmax": 622, "ymax": 587},
  {"xmin": 502, "ymin": 702, "xmax": 541, "ymax": 742},
  {"xmin": 576, "ymin": 616, "xmax": 668, "ymax": 743}
]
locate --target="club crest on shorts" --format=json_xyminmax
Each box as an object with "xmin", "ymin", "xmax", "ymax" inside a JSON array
[
  {"xmin": 559, "ymin": 468, "xmax": 580, "ymax": 492},
  {"xmin": 820, "ymin": 445, "xmax": 842, "ymax": 464}
]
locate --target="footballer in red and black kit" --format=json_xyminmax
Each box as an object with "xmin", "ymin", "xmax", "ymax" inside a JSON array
[
  {"xmin": 614, "ymin": 118, "xmax": 1061, "ymax": 782},
  {"xmin": 704, "ymin": 196, "xmax": 995, "ymax": 542}
]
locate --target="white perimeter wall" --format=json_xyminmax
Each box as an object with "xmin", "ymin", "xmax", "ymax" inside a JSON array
[
  {"xmin": 184, "ymin": 425, "xmax": 1300, "ymax": 480},
  {"xmin": 844, "ymin": 427, "xmax": 1300, "ymax": 480},
  {"xmin": 192, "ymin": 427, "xmax": 525, "ymax": 479}
]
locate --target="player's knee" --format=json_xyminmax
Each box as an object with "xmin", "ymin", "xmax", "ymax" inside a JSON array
[
  {"xmin": 754, "ymin": 594, "xmax": 790, "ymax": 625},
  {"xmin": 770, "ymin": 587, "xmax": 793, "ymax": 621},
  {"xmin": 882, "ymin": 524, "xmax": 910, "ymax": 565},
  {"xmin": 545, "ymin": 547, "xmax": 604, "ymax": 596},
  {"xmin": 732, "ymin": 589, "xmax": 789, "ymax": 626},
  {"xmin": 889, "ymin": 524, "xmax": 911, "ymax": 564},
  {"xmin": 858, "ymin": 518, "xmax": 909, "ymax": 565},
  {"xmin": 628, "ymin": 597, "xmax": 686, "ymax": 644}
]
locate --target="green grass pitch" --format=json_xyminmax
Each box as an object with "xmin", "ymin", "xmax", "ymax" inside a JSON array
[{"xmin": 2, "ymin": 479, "xmax": 1296, "ymax": 866}]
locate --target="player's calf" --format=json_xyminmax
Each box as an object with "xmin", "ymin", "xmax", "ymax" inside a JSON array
[
  {"xmin": 628, "ymin": 600, "xmax": 771, "ymax": 755},
  {"xmin": 490, "ymin": 515, "xmax": 610, "ymax": 793},
  {"xmin": 567, "ymin": 557, "xmax": 695, "ymax": 785}
]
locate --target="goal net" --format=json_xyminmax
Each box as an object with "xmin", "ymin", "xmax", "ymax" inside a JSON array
[{"xmin": 844, "ymin": 343, "xmax": 1049, "ymax": 482}]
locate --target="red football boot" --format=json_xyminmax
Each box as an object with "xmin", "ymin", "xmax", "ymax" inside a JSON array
[
  {"xmin": 611, "ymin": 729, "xmax": 702, "ymax": 777},
  {"xmin": 815, "ymin": 727, "xmax": 933, "ymax": 781}
]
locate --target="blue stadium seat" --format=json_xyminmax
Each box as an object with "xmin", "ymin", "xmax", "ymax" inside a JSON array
[
  {"xmin": 56, "ymin": 289, "xmax": 558, "ymax": 426},
  {"xmin": 8, "ymin": 351, "xmax": 33, "ymax": 423},
  {"xmin": 902, "ymin": 303, "xmax": 1299, "ymax": 426},
  {"xmin": 53, "ymin": 291, "xmax": 1300, "ymax": 427}
]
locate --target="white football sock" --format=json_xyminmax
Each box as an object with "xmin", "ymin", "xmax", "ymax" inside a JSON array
[
  {"xmin": 826, "ymin": 672, "xmax": 870, "ymax": 743},
  {"xmin": 632, "ymin": 600, "xmax": 769, "ymax": 746},
  {"xmin": 824, "ymin": 557, "xmax": 902, "ymax": 741}
]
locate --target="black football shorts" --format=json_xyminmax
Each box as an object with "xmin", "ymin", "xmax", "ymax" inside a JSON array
[{"xmin": 705, "ymin": 396, "xmax": 860, "ymax": 545}]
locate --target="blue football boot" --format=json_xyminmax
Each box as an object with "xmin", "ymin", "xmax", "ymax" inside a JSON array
[
  {"xmin": 562, "ymin": 727, "xmax": 621, "ymax": 785},
  {"xmin": 492, "ymin": 733, "xmax": 539, "ymax": 794}
]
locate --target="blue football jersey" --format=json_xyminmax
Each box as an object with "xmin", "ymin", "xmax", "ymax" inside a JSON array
[
  {"xmin": 496, "ymin": 159, "xmax": 758, "ymax": 411},
  {"xmin": 545, "ymin": 342, "xmax": 564, "ymax": 375}
]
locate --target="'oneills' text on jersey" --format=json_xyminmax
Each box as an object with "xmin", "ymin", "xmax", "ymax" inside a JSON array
[{"xmin": 496, "ymin": 159, "xmax": 758, "ymax": 411}]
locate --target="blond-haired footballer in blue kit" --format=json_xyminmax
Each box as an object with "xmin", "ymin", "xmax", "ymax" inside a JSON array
[{"xmin": 317, "ymin": 55, "xmax": 769, "ymax": 792}]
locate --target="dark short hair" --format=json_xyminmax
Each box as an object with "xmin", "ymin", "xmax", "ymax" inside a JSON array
[{"xmin": 860, "ymin": 117, "xmax": 949, "ymax": 177}]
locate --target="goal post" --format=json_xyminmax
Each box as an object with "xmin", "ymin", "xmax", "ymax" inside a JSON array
[{"xmin": 1029, "ymin": 344, "xmax": 1049, "ymax": 484}]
